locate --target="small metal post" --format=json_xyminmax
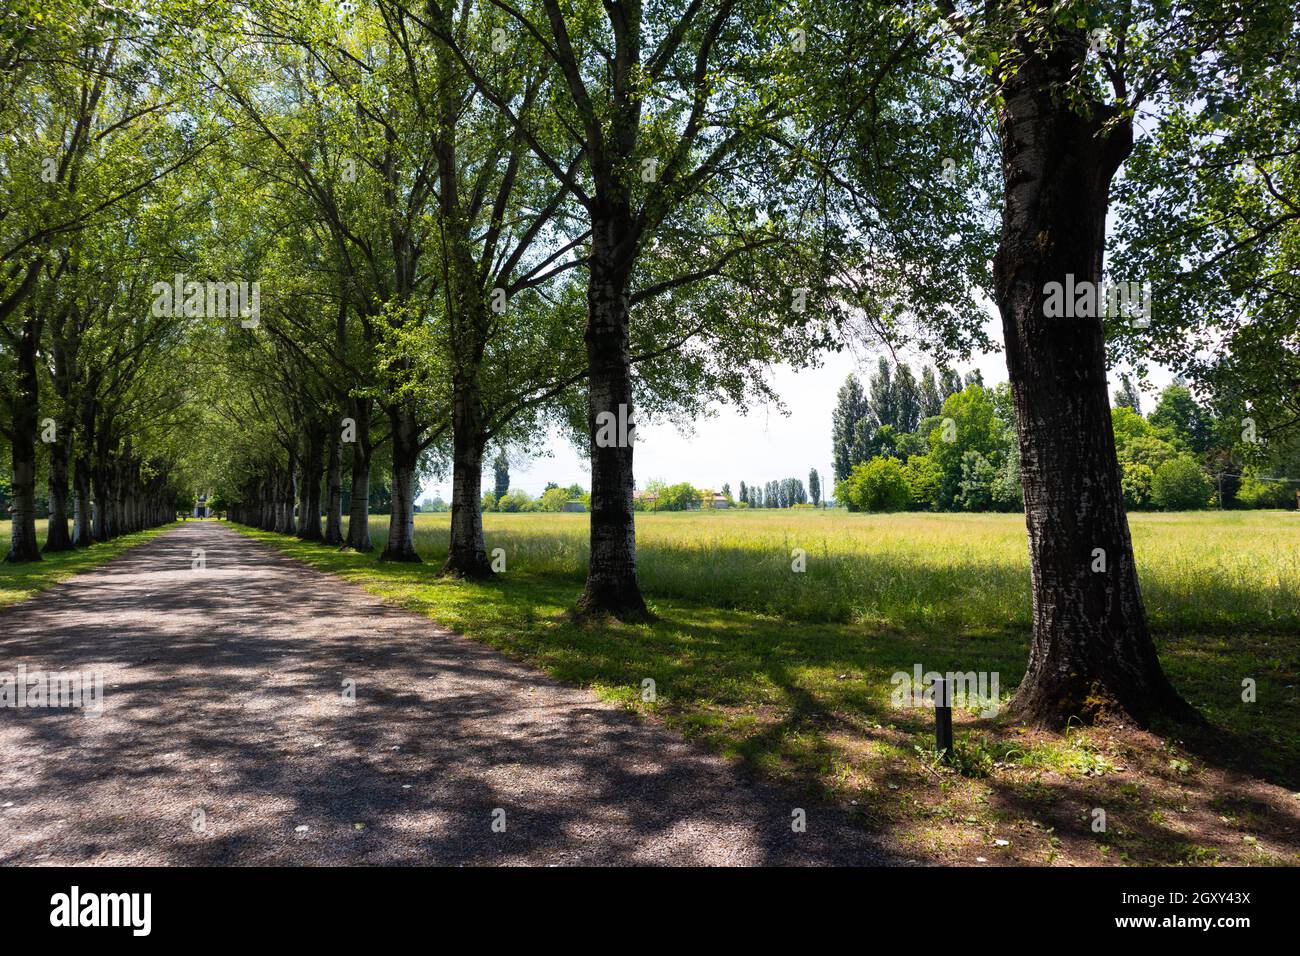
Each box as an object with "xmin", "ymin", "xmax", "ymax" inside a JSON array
[{"xmin": 935, "ymin": 676, "xmax": 954, "ymax": 757}]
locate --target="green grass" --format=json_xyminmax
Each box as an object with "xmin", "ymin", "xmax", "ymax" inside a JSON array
[
  {"xmin": 0, "ymin": 519, "xmax": 177, "ymax": 607},
  {"xmin": 234, "ymin": 509, "xmax": 1300, "ymax": 865},
  {"xmin": 394, "ymin": 509, "xmax": 1300, "ymax": 634}
]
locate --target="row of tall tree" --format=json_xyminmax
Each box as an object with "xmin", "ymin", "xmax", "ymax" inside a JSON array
[
  {"xmin": 5, "ymin": 1, "xmax": 1296, "ymax": 730},
  {"xmin": 736, "ymin": 477, "xmax": 812, "ymax": 509},
  {"xmin": 832, "ymin": 360, "xmax": 981, "ymax": 483},
  {"xmin": 192, "ymin": 0, "xmax": 843, "ymax": 614},
  {"xmin": 1, "ymin": 2, "xmax": 202, "ymax": 558}
]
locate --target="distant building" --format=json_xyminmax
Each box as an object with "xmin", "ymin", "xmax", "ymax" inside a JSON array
[
  {"xmin": 706, "ymin": 494, "xmax": 730, "ymax": 509},
  {"xmin": 194, "ymin": 493, "xmax": 209, "ymax": 518},
  {"xmin": 561, "ymin": 500, "xmax": 586, "ymax": 512}
]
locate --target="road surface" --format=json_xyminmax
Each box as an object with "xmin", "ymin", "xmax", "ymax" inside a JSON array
[{"xmin": 0, "ymin": 522, "xmax": 895, "ymax": 865}]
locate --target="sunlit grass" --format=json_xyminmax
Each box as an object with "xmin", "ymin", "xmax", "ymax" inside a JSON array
[
  {"xmin": 0, "ymin": 520, "xmax": 176, "ymax": 607},
  {"xmin": 359, "ymin": 509, "xmax": 1300, "ymax": 635}
]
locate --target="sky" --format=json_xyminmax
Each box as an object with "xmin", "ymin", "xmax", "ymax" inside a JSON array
[{"xmin": 417, "ymin": 303, "xmax": 1176, "ymax": 503}]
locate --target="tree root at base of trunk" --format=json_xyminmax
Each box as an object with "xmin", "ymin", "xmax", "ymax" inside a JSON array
[
  {"xmin": 377, "ymin": 550, "xmax": 422, "ymax": 563},
  {"xmin": 573, "ymin": 589, "xmax": 655, "ymax": 625},
  {"xmin": 438, "ymin": 558, "xmax": 495, "ymax": 580},
  {"xmin": 1005, "ymin": 676, "xmax": 1203, "ymax": 731}
]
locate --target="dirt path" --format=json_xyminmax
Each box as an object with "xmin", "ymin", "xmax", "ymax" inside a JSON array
[{"xmin": 0, "ymin": 522, "xmax": 895, "ymax": 865}]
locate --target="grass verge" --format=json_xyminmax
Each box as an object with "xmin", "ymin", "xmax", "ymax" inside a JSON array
[
  {"xmin": 233, "ymin": 519, "xmax": 1300, "ymax": 867},
  {"xmin": 0, "ymin": 523, "xmax": 178, "ymax": 608}
]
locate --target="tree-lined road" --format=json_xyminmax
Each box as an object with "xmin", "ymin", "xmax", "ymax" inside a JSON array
[{"xmin": 0, "ymin": 523, "xmax": 893, "ymax": 865}]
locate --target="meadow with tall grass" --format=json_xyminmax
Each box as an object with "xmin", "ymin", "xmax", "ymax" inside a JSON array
[{"xmin": 381, "ymin": 509, "xmax": 1300, "ymax": 636}]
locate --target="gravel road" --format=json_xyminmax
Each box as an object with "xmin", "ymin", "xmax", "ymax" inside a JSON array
[{"xmin": 0, "ymin": 522, "xmax": 896, "ymax": 865}]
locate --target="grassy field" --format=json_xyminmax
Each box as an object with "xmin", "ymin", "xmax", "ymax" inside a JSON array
[
  {"xmin": 234, "ymin": 508, "xmax": 1300, "ymax": 866},
  {"xmin": 396, "ymin": 509, "xmax": 1300, "ymax": 634},
  {"xmin": 0, "ymin": 519, "xmax": 178, "ymax": 608}
]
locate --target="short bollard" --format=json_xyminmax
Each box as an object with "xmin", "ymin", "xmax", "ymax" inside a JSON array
[{"xmin": 934, "ymin": 676, "xmax": 954, "ymax": 757}]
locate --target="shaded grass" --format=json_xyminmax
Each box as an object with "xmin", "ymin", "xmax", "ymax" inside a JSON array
[
  {"xmin": 234, "ymin": 510, "xmax": 1300, "ymax": 866},
  {"xmin": 0, "ymin": 521, "xmax": 178, "ymax": 608}
]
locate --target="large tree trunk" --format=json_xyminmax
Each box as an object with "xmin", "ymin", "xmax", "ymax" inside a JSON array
[
  {"xmin": 296, "ymin": 429, "xmax": 323, "ymax": 542},
  {"xmin": 113, "ymin": 458, "xmax": 126, "ymax": 533},
  {"xmin": 324, "ymin": 413, "xmax": 344, "ymax": 545},
  {"xmin": 275, "ymin": 462, "xmax": 296, "ymax": 535},
  {"xmin": 994, "ymin": 33, "xmax": 1194, "ymax": 728},
  {"xmin": 44, "ymin": 433, "xmax": 73, "ymax": 552},
  {"xmin": 260, "ymin": 477, "xmax": 275, "ymax": 530},
  {"xmin": 5, "ymin": 317, "xmax": 43, "ymax": 562},
  {"xmin": 344, "ymin": 397, "xmax": 373, "ymax": 551},
  {"xmin": 71, "ymin": 457, "xmax": 93, "ymax": 546},
  {"xmin": 72, "ymin": 389, "xmax": 96, "ymax": 546},
  {"xmin": 577, "ymin": 217, "xmax": 647, "ymax": 618},
  {"xmin": 442, "ymin": 375, "xmax": 491, "ymax": 577},
  {"xmin": 92, "ymin": 465, "xmax": 111, "ymax": 541},
  {"xmin": 44, "ymin": 311, "xmax": 74, "ymax": 551},
  {"xmin": 114, "ymin": 461, "xmax": 130, "ymax": 535},
  {"xmin": 380, "ymin": 404, "xmax": 421, "ymax": 562}
]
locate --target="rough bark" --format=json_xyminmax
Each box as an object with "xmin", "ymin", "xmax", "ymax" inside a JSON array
[
  {"xmin": 5, "ymin": 317, "xmax": 43, "ymax": 562},
  {"xmin": 994, "ymin": 33, "xmax": 1195, "ymax": 727},
  {"xmin": 380, "ymin": 405, "xmax": 421, "ymax": 562},
  {"xmin": 296, "ymin": 429, "xmax": 324, "ymax": 542},
  {"xmin": 577, "ymin": 216, "xmax": 647, "ymax": 618},
  {"xmin": 344, "ymin": 397, "xmax": 374, "ymax": 552},
  {"xmin": 443, "ymin": 377, "xmax": 491, "ymax": 577},
  {"xmin": 324, "ymin": 414, "xmax": 344, "ymax": 545},
  {"xmin": 44, "ymin": 435, "xmax": 73, "ymax": 552}
]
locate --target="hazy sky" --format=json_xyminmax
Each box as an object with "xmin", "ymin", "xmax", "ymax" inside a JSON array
[{"xmin": 419, "ymin": 303, "xmax": 1175, "ymax": 502}]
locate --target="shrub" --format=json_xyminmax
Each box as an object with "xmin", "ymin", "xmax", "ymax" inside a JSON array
[
  {"xmin": 657, "ymin": 482, "xmax": 699, "ymax": 511},
  {"xmin": 1151, "ymin": 456, "xmax": 1212, "ymax": 510},
  {"xmin": 1237, "ymin": 473, "xmax": 1293, "ymax": 509},
  {"xmin": 496, "ymin": 489, "xmax": 533, "ymax": 513},
  {"xmin": 1117, "ymin": 434, "xmax": 1180, "ymax": 472},
  {"xmin": 538, "ymin": 487, "xmax": 570, "ymax": 512},
  {"xmin": 839, "ymin": 457, "xmax": 911, "ymax": 512},
  {"xmin": 956, "ymin": 450, "xmax": 996, "ymax": 512},
  {"xmin": 1111, "ymin": 405, "xmax": 1154, "ymax": 446},
  {"xmin": 1121, "ymin": 462, "xmax": 1155, "ymax": 509},
  {"xmin": 901, "ymin": 454, "xmax": 941, "ymax": 510},
  {"xmin": 929, "ymin": 385, "xmax": 1004, "ymax": 509},
  {"xmin": 990, "ymin": 449, "xmax": 1023, "ymax": 512},
  {"xmin": 480, "ymin": 490, "xmax": 498, "ymax": 513}
]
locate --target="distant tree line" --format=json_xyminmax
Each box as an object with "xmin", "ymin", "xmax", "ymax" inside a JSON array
[
  {"xmin": 736, "ymin": 476, "xmax": 813, "ymax": 509},
  {"xmin": 832, "ymin": 359, "xmax": 978, "ymax": 484},
  {"xmin": 482, "ymin": 482, "xmax": 590, "ymax": 514},
  {"xmin": 833, "ymin": 360, "xmax": 1300, "ymax": 513},
  {"xmin": 633, "ymin": 470, "xmax": 825, "ymax": 512}
]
